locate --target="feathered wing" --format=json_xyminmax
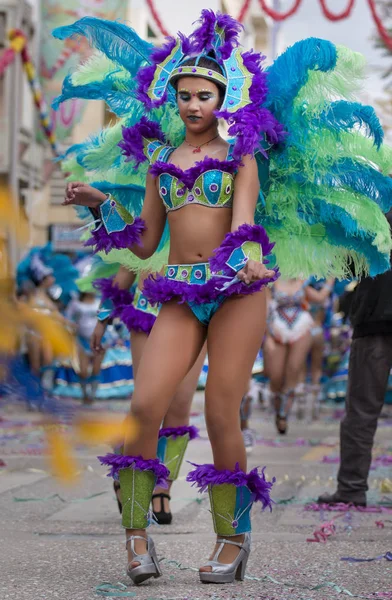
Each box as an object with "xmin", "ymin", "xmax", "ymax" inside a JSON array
[
  {"xmin": 260, "ymin": 37, "xmax": 392, "ymax": 279},
  {"xmin": 52, "ymin": 18, "xmax": 178, "ymax": 115},
  {"xmin": 52, "ymin": 17, "xmax": 191, "ymax": 271},
  {"xmin": 52, "ymin": 17, "xmax": 153, "ymax": 73},
  {"xmin": 60, "ymin": 118, "xmax": 170, "ymax": 272}
]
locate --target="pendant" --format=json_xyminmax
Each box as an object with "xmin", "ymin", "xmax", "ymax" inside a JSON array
[{"xmin": 192, "ymin": 147, "xmax": 201, "ymax": 153}]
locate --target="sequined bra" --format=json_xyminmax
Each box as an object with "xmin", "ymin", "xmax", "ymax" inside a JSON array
[{"xmin": 146, "ymin": 140, "xmax": 238, "ymax": 213}]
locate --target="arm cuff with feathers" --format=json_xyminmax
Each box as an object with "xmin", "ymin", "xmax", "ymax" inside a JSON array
[{"xmin": 85, "ymin": 195, "xmax": 146, "ymax": 254}]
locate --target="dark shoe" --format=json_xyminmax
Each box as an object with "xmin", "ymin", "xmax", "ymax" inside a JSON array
[
  {"xmin": 113, "ymin": 480, "xmax": 122, "ymax": 514},
  {"xmin": 152, "ymin": 493, "xmax": 172, "ymax": 525},
  {"xmin": 275, "ymin": 414, "xmax": 287, "ymax": 435},
  {"xmin": 317, "ymin": 491, "xmax": 366, "ymax": 507}
]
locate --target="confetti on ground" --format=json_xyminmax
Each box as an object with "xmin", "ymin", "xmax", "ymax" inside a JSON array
[{"xmin": 341, "ymin": 551, "xmax": 392, "ymax": 563}]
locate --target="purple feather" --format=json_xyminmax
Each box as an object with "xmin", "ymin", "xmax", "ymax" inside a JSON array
[
  {"xmin": 84, "ymin": 218, "xmax": 145, "ymax": 254},
  {"xmin": 142, "ymin": 268, "xmax": 279, "ymax": 306},
  {"xmin": 242, "ymin": 50, "xmax": 268, "ymax": 105},
  {"xmin": 120, "ymin": 303, "xmax": 157, "ymax": 334},
  {"xmin": 209, "ymin": 223, "xmax": 276, "ymax": 275},
  {"xmin": 187, "ymin": 462, "xmax": 275, "ymax": 511},
  {"xmin": 216, "ymin": 13, "xmax": 244, "ymax": 60},
  {"xmin": 189, "ymin": 10, "xmax": 217, "ymax": 56},
  {"xmin": 159, "ymin": 425, "xmax": 199, "ymax": 440},
  {"xmin": 136, "ymin": 37, "xmax": 177, "ymax": 109},
  {"xmin": 150, "ymin": 156, "xmax": 241, "ymax": 188},
  {"xmin": 136, "ymin": 62, "xmax": 163, "ymax": 108},
  {"xmin": 93, "ymin": 277, "xmax": 134, "ymax": 308},
  {"xmin": 98, "ymin": 453, "xmax": 169, "ymax": 486},
  {"xmin": 119, "ymin": 117, "xmax": 166, "ymax": 166},
  {"xmin": 217, "ymin": 107, "xmax": 286, "ymax": 159},
  {"xmin": 137, "ymin": 34, "xmax": 192, "ymax": 110},
  {"xmin": 189, "ymin": 10, "xmax": 243, "ymax": 61},
  {"xmin": 214, "ymin": 50, "xmax": 286, "ymax": 158}
]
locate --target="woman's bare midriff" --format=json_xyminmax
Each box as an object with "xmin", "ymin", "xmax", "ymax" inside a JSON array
[{"xmin": 167, "ymin": 204, "xmax": 232, "ymax": 264}]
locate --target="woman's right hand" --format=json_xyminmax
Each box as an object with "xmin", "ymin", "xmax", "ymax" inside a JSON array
[
  {"xmin": 91, "ymin": 320, "xmax": 108, "ymax": 355},
  {"xmin": 63, "ymin": 182, "xmax": 107, "ymax": 208}
]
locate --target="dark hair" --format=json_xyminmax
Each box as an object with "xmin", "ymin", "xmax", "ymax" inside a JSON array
[
  {"xmin": 172, "ymin": 54, "xmax": 226, "ymax": 100},
  {"xmin": 79, "ymin": 291, "xmax": 95, "ymax": 301}
]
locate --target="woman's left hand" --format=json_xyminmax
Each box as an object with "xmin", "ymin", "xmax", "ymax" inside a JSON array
[{"xmin": 237, "ymin": 260, "xmax": 276, "ymax": 285}]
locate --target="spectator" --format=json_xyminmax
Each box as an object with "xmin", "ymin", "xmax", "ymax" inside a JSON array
[{"xmin": 318, "ymin": 211, "xmax": 392, "ymax": 507}]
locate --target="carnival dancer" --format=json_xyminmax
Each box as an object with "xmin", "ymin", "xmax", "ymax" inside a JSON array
[
  {"xmin": 64, "ymin": 291, "xmax": 105, "ymax": 404},
  {"xmin": 55, "ymin": 9, "xmax": 392, "ymax": 585},
  {"xmin": 264, "ymin": 279, "xmax": 333, "ymax": 433},
  {"xmin": 92, "ymin": 265, "xmax": 206, "ymax": 525},
  {"xmin": 17, "ymin": 252, "xmax": 71, "ymax": 388}
]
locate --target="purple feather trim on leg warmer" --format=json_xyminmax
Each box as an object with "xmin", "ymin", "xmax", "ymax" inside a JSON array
[
  {"xmin": 187, "ymin": 462, "xmax": 275, "ymax": 511},
  {"xmin": 98, "ymin": 453, "xmax": 169, "ymax": 485},
  {"xmin": 120, "ymin": 303, "xmax": 156, "ymax": 334},
  {"xmin": 93, "ymin": 278, "xmax": 134, "ymax": 308},
  {"xmin": 158, "ymin": 425, "xmax": 199, "ymax": 440},
  {"xmin": 209, "ymin": 223, "xmax": 276, "ymax": 275},
  {"xmin": 85, "ymin": 218, "xmax": 146, "ymax": 254}
]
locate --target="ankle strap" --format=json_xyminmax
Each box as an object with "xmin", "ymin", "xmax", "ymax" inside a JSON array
[
  {"xmin": 126, "ymin": 535, "xmax": 147, "ymax": 548},
  {"xmin": 217, "ymin": 537, "xmax": 245, "ymax": 548},
  {"xmin": 152, "ymin": 492, "xmax": 171, "ymax": 500}
]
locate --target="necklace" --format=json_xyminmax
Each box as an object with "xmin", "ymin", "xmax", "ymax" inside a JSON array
[{"xmin": 185, "ymin": 134, "xmax": 219, "ymax": 154}]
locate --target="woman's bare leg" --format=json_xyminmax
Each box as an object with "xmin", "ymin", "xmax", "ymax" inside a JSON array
[
  {"xmin": 263, "ymin": 335, "xmax": 288, "ymax": 423},
  {"xmin": 123, "ymin": 302, "xmax": 206, "ymax": 566},
  {"xmin": 130, "ymin": 330, "xmax": 148, "ymax": 378},
  {"xmin": 91, "ymin": 349, "xmax": 105, "ymax": 377},
  {"xmin": 153, "ymin": 344, "xmax": 207, "ymax": 512},
  {"xmin": 113, "ymin": 331, "xmax": 148, "ymax": 512},
  {"xmin": 201, "ymin": 292, "xmax": 267, "ymax": 571},
  {"xmin": 77, "ymin": 348, "xmax": 90, "ymax": 404},
  {"xmin": 263, "ymin": 335, "xmax": 287, "ymax": 395},
  {"xmin": 163, "ymin": 344, "xmax": 206, "ymax": 428},
  {"xmin": 310, "ymin": 331, "xmax": 324, "ymax": 386},
  {"xmin": 283, "ymin": 332, "xmax": 313, "ymax": 414}
]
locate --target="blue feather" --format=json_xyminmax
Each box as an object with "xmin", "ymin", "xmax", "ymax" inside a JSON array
[
  {"xmin": 52, "ymin": 74, "xmax": 139, "ymax": 117},
  {"xmin": 52, "ymin": 17, "xmax": 153, "ymax": 73},
  {"xmin": 324, "ymin": 159, "xmax": 392, "ymax": 212},
  {"xmin": 300, "ymin": 199, "xmax": 389, "ymax": 276},
  {"xmin": 265, "ymin": 38, "xmax": 337, "ymax": 118},
  {"xmin": 318, "ymin": 101, "xmax": 384, "ymax": 148},
  {"xmin": 56, "ymin": 142, "xmax": 86, "ymax": 162},
  {"xmin": 74, "ymin": 205, "xmax": 91, "ymax": 221},
  {"xmin": 2, "ymin": 356, "xmax": 76, "ymax": 418}
]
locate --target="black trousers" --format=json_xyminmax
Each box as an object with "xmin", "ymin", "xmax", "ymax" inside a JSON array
[{"xmin": 337, "ymin": 334, "xmax": 392, "ymax": 501}]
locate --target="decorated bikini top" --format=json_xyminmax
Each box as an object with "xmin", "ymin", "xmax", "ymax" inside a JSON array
[{"xmin": 141, "ymin": 135, "xmax": 237, "ymax": 212}]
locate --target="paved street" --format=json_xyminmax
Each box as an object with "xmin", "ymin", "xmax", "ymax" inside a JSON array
[{"xmin": 1, "ymin": 393, "xmax": 391, "ymax": 600}]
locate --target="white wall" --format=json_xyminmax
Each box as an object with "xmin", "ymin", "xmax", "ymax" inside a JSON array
[
  {"xmin": 130, "ymin": 0, "xmax": 221, "ymax": 36},
  {"xmin": 279, "ymin": 1, "xmax": 389, "ymax": 103}
]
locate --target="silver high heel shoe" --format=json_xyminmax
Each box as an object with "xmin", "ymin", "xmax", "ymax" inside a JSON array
[
  {"xmin": 199, "ymin": 532, "xmax": 251, "ymax": 584},
  {"xmin": 126, "ymin": 535, "xmax": 162, "ymax": 585}
]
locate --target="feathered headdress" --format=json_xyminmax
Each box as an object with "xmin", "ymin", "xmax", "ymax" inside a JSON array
[{"xmin": 136, "ymin": 9, "xmax": 285, "ymax": 159}]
